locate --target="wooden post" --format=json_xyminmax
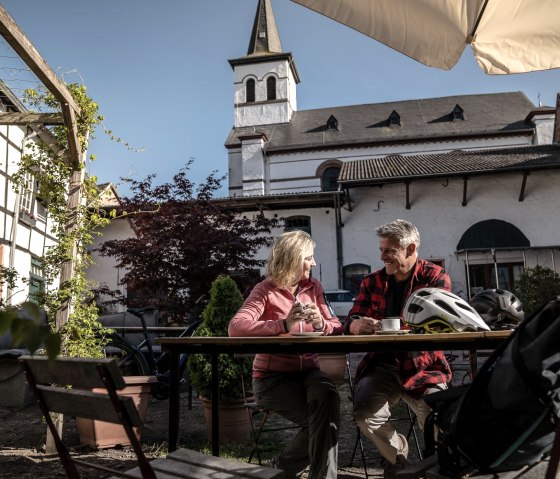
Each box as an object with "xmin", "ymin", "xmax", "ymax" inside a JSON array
[{"xmin": 0, "ymin": 4, "xmax": 84, "ymax": 455}]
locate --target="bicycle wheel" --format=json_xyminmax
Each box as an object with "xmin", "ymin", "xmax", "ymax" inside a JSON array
[{"xmin": 105, "ymin": 335, "xmax": 150, "ymax": 376}]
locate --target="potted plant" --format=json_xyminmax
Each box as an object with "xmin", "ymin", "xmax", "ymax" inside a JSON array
[{"xmin": 187, "ymin": 275, "xmax": 253, "ymax": 443}]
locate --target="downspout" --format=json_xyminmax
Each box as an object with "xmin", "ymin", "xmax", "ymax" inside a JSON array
[{"xmin": 335, "ymin": 191, "xmax": 343, "ymax": 289}]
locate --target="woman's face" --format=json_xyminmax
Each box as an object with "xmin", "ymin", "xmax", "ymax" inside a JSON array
[{"xmin": 300, "ymin": 246, "xmax": 316, "ymax": 281}]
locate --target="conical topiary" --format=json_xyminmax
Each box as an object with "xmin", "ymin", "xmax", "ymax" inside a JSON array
[{"xmin": 187, "ymin": 275, "xmax": 252, "ymax": 401}]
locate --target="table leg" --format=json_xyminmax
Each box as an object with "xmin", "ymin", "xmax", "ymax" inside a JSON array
[
  {"xmin": 469, "ymin": 350, "xmax": 478, "ymax": 377},
  {"xmin": 211, "ymin": 352, "xmax": 220, "ymax": 456},
  {"xmin": 169, "ymin": 351, "xmax": 180, "ymax": 452}
]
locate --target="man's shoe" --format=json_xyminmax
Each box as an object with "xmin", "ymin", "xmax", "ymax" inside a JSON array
[
  {"xmin": 266, "ymin": 456, "xmax": 301, "ymax": 479},
  {"xmin": 383, "ymin": 454, "xmax": 408, "ymax": 479}
]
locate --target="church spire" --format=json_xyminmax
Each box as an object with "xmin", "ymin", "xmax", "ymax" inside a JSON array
[{"xmin": 247, "ymin": 0, "xmax": 283, "ymax": 55}]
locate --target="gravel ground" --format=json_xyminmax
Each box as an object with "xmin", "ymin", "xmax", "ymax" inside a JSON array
[{"xmin": 0, "ymin": 353, "xmax": 554, "ymax": 478}]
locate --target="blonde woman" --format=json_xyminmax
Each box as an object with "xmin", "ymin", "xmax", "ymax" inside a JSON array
[{"xmin": 228, "ymin": 230, "xmax": 340, "ymax": 479}]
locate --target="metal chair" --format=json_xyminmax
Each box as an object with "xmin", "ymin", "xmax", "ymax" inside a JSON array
[
  {"xmin": 346, "ymin": 354, "xmax": 423, "ymax": 479},
  {"xmin": 236, "ymin": 355, "xmax": 302, "ymax": 465}
]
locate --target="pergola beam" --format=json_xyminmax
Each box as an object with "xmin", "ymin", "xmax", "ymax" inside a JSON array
[
  {"xmin": 0, "ymin": 112, "xmax": 64, "ymax": 125},
  {"xmin": 0, "ymin": 5, "xmax": 80, "ymax": 114},
  {"xmin": 0, "ymin": 4, "xmax": 84, "ymax": 330}
]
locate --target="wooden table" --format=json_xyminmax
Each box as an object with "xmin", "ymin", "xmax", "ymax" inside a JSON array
[{"xmin": 157, "ymin": 331, "xmax": 510, "ymax": 455}]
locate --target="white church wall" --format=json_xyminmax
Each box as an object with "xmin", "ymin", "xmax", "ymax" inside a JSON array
[{"xmin": 266, "ymin": 135, "xmax": 534, "ymax": 194}]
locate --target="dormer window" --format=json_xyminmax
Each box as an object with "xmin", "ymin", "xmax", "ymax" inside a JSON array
[
  {"xmin": 246, "ymin": 79, "xmax": 256, "ymax": 103},
  {"xmin": 452, "ymin": 104, "xmax": 464, "ymax": 121},
  {"xmin": 326, "ymin": 115, "xmax": 339, "ymax": 131},
  {"xmin": 388, "ymin": 110, "xmax": 401, "ymax": 127},
  {"xmin": 266, "ymin": 76, "xmax": 276, "ymax": 100}
]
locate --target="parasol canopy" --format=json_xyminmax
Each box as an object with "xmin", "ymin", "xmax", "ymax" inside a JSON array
[{"xmin": 290, "ymin": 0, "xmax": 560, "ymax": 74}]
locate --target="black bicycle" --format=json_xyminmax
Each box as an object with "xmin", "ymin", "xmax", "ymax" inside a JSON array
[{"xmin": 102, "ymin": 306, "xmax": 200, "ymax": 401}]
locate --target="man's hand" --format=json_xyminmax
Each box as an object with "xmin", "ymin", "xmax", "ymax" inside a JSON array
[{"xmin": 348, "ymin": 315, "xmax": 381, "ymax": 335}]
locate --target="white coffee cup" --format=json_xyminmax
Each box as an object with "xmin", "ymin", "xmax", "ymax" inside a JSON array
[{"xmin": 381, "ymin": 317, "xmax": 401, "ymax": 331}]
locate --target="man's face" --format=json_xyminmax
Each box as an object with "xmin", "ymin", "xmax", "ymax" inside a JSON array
[{"xmin": 379, "ymin": 236, "xmax": 416, "ymax": 281}]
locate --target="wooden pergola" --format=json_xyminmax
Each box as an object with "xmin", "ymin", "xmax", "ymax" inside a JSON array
[{"xmin": 0, "ymin": 5, "xmax": 83, "ymax": 329}]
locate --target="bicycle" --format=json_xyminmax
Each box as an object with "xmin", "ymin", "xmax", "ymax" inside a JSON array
[{"xmin": 102, "ymin": 306, "xmax": 201, "ymax": 401}]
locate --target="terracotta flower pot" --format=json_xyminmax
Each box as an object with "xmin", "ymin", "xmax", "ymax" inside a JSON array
[
  {"xmin": 76, "ymin": 375, "xmax": 157, "ymax": 448},
  {"xmin": 202, "ymin": 397, "xmax": 252, "ymax": 443}
]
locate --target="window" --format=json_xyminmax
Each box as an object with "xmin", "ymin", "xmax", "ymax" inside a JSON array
[
  {"xmin": 246, "ymin": 79, "xmax": 256, "ymax": 103},
  {"xmin": 28, "ymin": 257, "xmax": 44, "ymax": 303},
  {"xmin": 388, "ymin": 110, "xmax": 401, "ymax": 127},
  {"xmin": 452, "ymin": 104, "xmax": 464, "ymax": 121},
  {"xmin": 467, "ymin": 262, "xmax": 524, "ymax": 297},
  {"xmin": 326, "ymin": 115, "xmax": 338, "ymax": 130},
  {"xmin": 343, "ymin": 263, "xmax": 371, "ymax": 295},
  {"xmin": 19, "ymin": 171, "xmax": 35, "ymax": 216},
  {"xmin": 284, "ymin": 215, "xmax": 311, "ymax": 235},
  {"xmin": 266, "ymin": 77, "xmax": 276, "ymax": 100},
  {"xmin": 321, "ymin": 166, "xmax": 340, "ymax": 192}
]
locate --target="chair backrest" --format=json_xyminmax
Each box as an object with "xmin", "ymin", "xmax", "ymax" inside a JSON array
[{"xmin": 19, "ymin": 355, "xmax": 156, "ymax": 479}]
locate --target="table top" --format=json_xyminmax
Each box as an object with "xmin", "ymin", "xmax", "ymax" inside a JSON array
[{"xmin": 157, "ymin": 330, "xmax": 511, "ymax": 354}]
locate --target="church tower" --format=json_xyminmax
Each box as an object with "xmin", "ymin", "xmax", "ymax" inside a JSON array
[{"xmin": 228, "ymin": 0, "xmax": 300, "ymax": 128}]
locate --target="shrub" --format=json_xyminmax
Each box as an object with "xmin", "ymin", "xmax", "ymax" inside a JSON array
[
  {"xmin": 187, "ymin": 276, "xmax": 252, "ymax": 401},
  {"xmin": 513, "ymin": 265, "xmax": 560, "ymax": 317}
]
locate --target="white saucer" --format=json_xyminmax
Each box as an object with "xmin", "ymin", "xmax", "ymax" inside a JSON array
[
  {"xmin": 376, "ymin": 330, "xmax": 408, "ymax": 335},
  {"xmin": 292, "ymin": 331, "xmax": 324, "ymax": 337}
]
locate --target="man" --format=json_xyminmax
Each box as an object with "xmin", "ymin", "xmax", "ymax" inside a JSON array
[{"xmin": 344, "ymin": 219, "xmax": 452, "ymax": 478}]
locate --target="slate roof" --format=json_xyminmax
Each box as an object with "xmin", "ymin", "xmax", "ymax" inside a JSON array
[
  {"xmin": 338, "ymin": 144, "xmax": 560, "ymax": 186},
  {"xmin": 225, "ymin": 92, "xmax": 535, "ymax": 152}
]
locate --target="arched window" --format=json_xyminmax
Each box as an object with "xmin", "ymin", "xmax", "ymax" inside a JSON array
[
  {"xmin": 457, "ymin": 220, "xmax": 529, "ymax": 250},
  {"xmin": 343, "ymin": 263, "xmax": 371, "ymax": 295},
  {"xmin": 284, "ymin": 215, "xmax": 311, "ymax": 235},
  {"xmin": 246, "ymin": 79, "xmax": 256, "ymax": 103},
  {"xmin": 266, "ymin": 77, "xmax": 276, "ymax": 100},
  {"xmin": 457, "ymin": 219, "xmax": 529, "ymax": 295},
  {"xmin": 322, "ymin": 166, "xmax": 341, "ymax": 192}
]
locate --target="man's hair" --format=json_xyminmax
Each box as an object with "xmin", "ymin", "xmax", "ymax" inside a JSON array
[
  {"xmin": 376, "ymin": 219, "xmax": 420, "ymax": 249},
  {"xmin": 266, "ymin": 230, "xmax": 315, "ymax": 288}
]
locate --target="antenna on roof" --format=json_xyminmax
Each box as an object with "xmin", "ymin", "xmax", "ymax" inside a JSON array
[{"xmin": 537, "ymin": 93, "xmax": 543, "ymax": 107}]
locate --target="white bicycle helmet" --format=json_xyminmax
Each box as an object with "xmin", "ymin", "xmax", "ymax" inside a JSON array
[
  {"xmin": 469, "ymin": 289, "xmax": 525, "ymax": 329},
  {"xmin": 404, "ymin": 288, "xmax": 490, "ymax": 333}
]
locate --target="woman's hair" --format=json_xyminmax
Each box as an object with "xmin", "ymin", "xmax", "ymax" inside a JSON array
[
  {"xmin": 376, "ymin": 219, "xmax": 420, "ymax": 250},
  {"xmin": 266, "ymin": 230, "xmax": 314, "ymax": 288}
]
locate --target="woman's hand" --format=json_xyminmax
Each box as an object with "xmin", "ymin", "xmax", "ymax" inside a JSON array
[
  {"xmin": 302, "ymin": 303, "xmax": 324, "ymax": 330},
  {"xmin": 285, "ymin": 302, "xmax": 309, "ymax": 331}
]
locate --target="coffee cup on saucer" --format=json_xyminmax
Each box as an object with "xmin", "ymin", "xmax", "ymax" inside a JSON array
[{"xmin": 381, "ymin": 317, "xmax": 401, "ymax": 331}]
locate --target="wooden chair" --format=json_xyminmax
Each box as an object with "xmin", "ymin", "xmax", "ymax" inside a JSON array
[{"xmin": 19, "ymin": 355, "xmax": 284, "ymax": 479}]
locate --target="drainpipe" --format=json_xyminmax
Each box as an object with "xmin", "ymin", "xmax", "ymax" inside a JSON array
[{"xmin": 335, "ymin": 191, "xmax": 343, "ymax": 288}]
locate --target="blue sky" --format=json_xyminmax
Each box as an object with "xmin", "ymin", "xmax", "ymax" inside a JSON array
[{"xmin": 1, "ymin": 0, "xmax": 559, "ymax": 198}]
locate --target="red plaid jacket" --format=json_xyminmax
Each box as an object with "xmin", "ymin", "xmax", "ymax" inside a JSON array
[{"xmin": 345, "ymin": 259, "xmax": 452, "ymax": 397}]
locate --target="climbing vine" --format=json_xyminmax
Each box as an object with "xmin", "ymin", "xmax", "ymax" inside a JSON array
[{"xmin": 11, "ymin": 83, "xmax": 112, "ymax": 357}]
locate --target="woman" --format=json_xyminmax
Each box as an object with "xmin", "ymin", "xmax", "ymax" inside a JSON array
[{"xmin": 228, "ymin": 230, "xmax": 341, "ymax": 479}]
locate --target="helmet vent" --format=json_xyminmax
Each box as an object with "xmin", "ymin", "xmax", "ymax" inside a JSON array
[
  {"xmin": 434, "ymin": 299, "xmax": 459, "ymax": 317},
  {"xmin": 408, "ymin": 304, "xmax": 423, "ymax": 314}
]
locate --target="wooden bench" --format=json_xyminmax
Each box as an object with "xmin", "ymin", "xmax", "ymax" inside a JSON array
[{"xmin": 19, "ymin": 355, "xmax": 284, "ymax": 479}]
